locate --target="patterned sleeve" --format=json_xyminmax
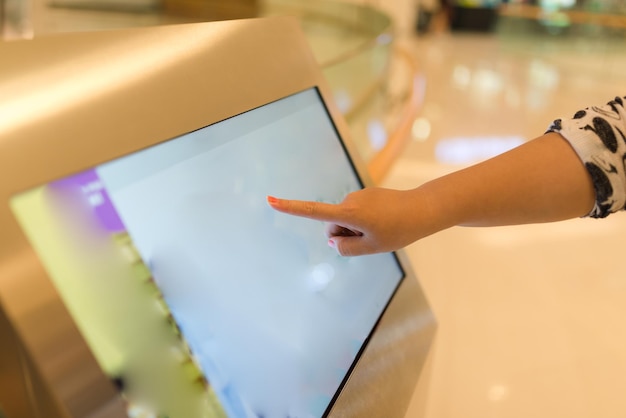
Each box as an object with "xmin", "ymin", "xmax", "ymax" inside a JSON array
[{"xmin": 547, "ymin": 96, "xmax": 626, "ymax": 218}]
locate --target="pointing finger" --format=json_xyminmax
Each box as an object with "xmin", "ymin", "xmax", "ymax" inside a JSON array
[{"xmin": 267, "ymin": 196, "xmax": 344, "ymax": 223}]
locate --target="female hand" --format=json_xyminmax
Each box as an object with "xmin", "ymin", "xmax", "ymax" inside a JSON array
[{"xmin": 267, "ymin": 187, "xmax": 429, "ymax": 256}]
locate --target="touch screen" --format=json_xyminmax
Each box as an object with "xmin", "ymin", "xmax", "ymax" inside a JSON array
[{"xmin": 10, "ymin": 88, "xmax": 404, "ymax": 418}]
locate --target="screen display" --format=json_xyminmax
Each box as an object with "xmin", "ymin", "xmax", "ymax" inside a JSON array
[{"xmin": 10, "ymin": 88, "xmax": 404, "ymax": 418}]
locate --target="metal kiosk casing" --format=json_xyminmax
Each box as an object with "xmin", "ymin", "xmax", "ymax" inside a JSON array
[{"xmin": 0, "ymin": 17, "xmax": 436, "ymax": 418}]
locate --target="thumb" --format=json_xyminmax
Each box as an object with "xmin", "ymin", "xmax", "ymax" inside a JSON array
[{"xmin": 329, "ymin": 236, "xmax": 372, "ymax": 257}]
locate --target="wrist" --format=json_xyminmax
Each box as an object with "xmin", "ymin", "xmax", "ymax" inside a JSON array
[{"xmin": 405, "ymin": 183, "xmax": 458, "ymax": 241}]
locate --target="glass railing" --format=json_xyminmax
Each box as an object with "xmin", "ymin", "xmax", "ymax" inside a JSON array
[
  {"xmin": 260, "ymin": 0, "xmax": 421, "ymax": 180},
  {"xmin": 262, "ymin": 0, "xmax": 396, "ymax": 163}
]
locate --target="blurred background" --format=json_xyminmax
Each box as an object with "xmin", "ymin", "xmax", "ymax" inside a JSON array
[{"xmin": 2, "ymin": 0, "xmax": 626, "ymax": 417}]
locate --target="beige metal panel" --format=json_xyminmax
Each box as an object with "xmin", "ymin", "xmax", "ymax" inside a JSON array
[
  {"xmin": 0, "ymin": 302, "xmax": 68, "ymax": 418},
  {"xmin": 331, "ymin": 253, "xmax": 436, "ymax": 417},
  {"xmin": 0, "ymin": 17, "xmax": 435, "ymax": 417}
]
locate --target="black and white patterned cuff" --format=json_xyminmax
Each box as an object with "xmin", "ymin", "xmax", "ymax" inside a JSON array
[{"xmin": 547, "ymin": 96, "xmax": 626, "ymax": 218}]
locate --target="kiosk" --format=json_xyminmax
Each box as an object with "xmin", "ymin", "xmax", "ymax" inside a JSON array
[{"xmin": 0, "ymin": 17, "xmax": 435, "ymax": 418}]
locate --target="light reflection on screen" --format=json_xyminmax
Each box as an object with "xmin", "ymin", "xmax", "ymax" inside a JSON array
[{"xmin": 10, "ymin": 88, "xmax": 404, "ymax": 418}]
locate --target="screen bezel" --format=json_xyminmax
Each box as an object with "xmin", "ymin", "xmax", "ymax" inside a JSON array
[{"xmin": 0, "ymin": 18, "xmax": 435, "ymax": 418}]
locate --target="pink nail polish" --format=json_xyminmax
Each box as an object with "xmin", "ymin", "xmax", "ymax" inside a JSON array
[
  {"xmin": 328, "ymin": 239, "xmax": 336, "ymax": 248},
  {"xmin": 267, "ymin": 196, "xmax": 278, "ymax": 206}
]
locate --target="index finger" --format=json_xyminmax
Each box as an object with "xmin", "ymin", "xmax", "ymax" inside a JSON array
[{"xmin": 267, "ymin": 196, "xmax": 343, "ymax": 223}]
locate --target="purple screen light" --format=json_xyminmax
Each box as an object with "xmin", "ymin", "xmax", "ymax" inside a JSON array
[{"xmin": 51, "ymin": 169, "xmax": 126, "ymax": 233}]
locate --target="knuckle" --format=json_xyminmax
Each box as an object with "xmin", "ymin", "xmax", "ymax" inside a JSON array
[
  {"xmin": 336, "ymin": 242, "xmax": 355, "ymax": 257},
  {"xmin": 303, "ymin": 201, "xmax": 317, "ymax": 217}
]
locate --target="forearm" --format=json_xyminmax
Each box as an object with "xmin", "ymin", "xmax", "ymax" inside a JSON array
[{"xmin": 411, "ymin": 132, "xmax": 596, "ymax": 235}]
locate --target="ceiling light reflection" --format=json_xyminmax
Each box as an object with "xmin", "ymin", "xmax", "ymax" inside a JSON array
[
  {"xmin": 473, "ymin": 69, "xmax": 503, "ymax": 95},
  {"xmin": 412, "ymin": 117, "xmax": 431, "ymax": 141},
  {"xmin": 307, "ymin": 263, "xmax": 335, "ymax": 293},
  {"xmin": 367, "ymin": 119, "xmax": 388, "ymax": 151},
  {"xmin": 376, "ymin": 33, "xmax": 393, "ymax": 45},
  {"xmin": 487, "ymin": 384, "xmax": 510, "ymax": 402},
  {"xmin": 452, "ymin": 65, "xmax": 471, "ymax": 89},
  {"xmin": 334, "ymin": 89, "xmax": 352, "ymax": 114},
  {"xmin": 529, "ymin": 59, "xmax": 560, "ymax": 90}
]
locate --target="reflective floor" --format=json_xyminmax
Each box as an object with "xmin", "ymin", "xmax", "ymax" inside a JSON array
[{"xmin": 393, "ymin": 15, "xmax": 626, "ymax": 418}]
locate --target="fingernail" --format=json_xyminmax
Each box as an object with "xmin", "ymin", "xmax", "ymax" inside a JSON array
[
  {"xmin": 328, "ymin": 239, "xmax": 336, "ymax": 249},
  {"xmin": 267, "ymin": 196, "xmax": 279, "ymax": 206}
]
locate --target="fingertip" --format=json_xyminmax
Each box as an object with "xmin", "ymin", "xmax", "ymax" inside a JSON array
[
  {"xmin": 331, "ymin": 236, "xmax": 372, "ymax": 257},
  {"xmin": 329, "ymin": 236, "xmax": 352, "ymax": 257},
  {"xmin": 266, "ymin": 195, "xmax": 280, "ymax": 207},
  {"xmin": 329, "ymin": 237, "xmax": 349, "ymax": 256}
]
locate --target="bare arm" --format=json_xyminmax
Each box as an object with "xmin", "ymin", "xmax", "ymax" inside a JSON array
[
  {"xmin": 422, "ymin": 132, "xmax": 595, "ymax": 227},
  {"xmin": 268, "ymin": 132, "xmax": 595, "ymax": 256}
]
